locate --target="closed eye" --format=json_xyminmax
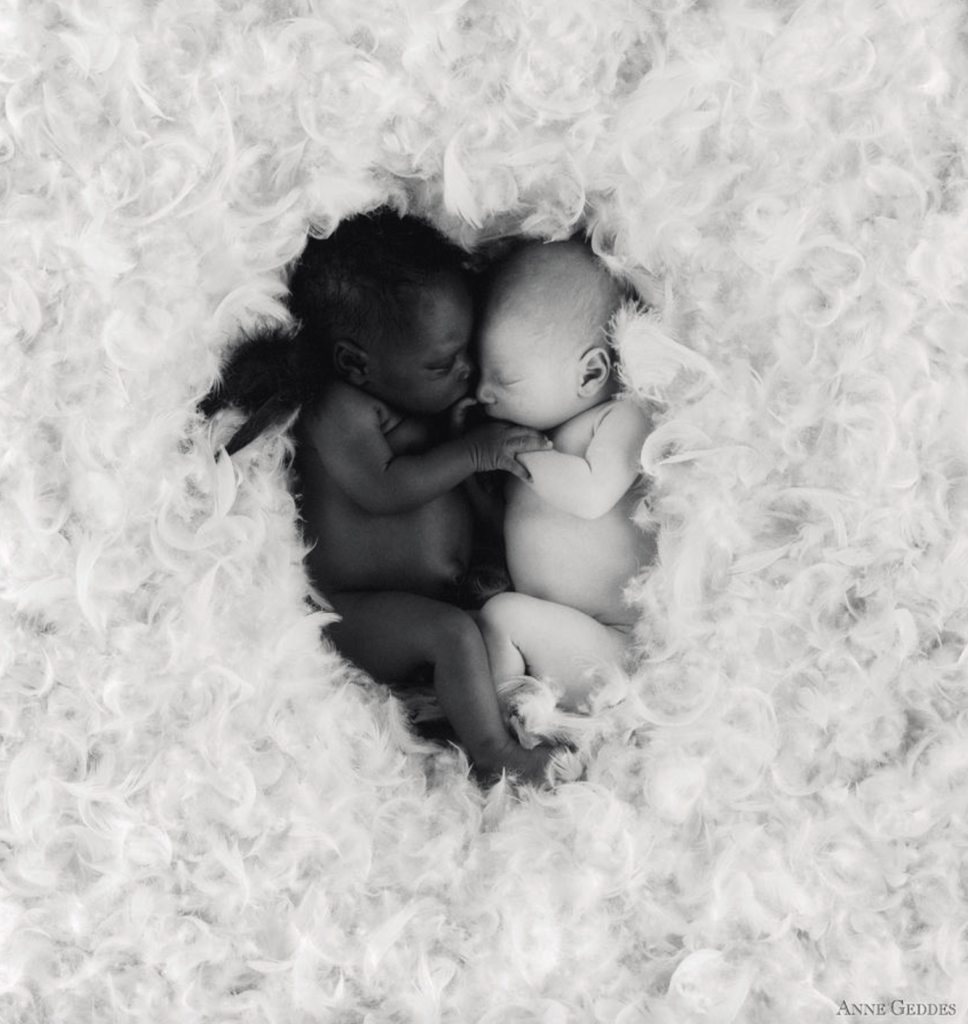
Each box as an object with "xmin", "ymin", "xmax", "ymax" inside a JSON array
[
  {"xmin": 426, "ymin": 357, "xmax": 457, "ymax": 376},
  {"xmin": 426, "ymin": 342, "xmax": 469, "ymax": 377}
]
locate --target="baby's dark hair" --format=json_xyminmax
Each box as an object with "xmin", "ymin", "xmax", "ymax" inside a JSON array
[{"xmin": 200, "ymin": 209, "xmax": 470, "ymax": 454}]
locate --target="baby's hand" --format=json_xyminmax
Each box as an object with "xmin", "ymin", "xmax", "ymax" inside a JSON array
[
  {"xmin": 449, "ymin": 396, "xmax": 480, "ymax": 435},
  {"xmin": 462, "ymin": 422, "xmax": 551, "ymax": 481}
]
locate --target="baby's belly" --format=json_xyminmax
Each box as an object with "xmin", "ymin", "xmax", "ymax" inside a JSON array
[
  {"xmin": 505, "ymin": 483, "xmax": 651, "ymax": 627},
  {"xmin": 303, "ymin": 485, "xmax": 474, "ymax": 601}
]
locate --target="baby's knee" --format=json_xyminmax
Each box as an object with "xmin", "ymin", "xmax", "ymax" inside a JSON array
[
  {"xmin": 431, "ymin": 604, "xmax": 482, "ymax": 657},
  {"xmin": 478, "ymin": 591, "xmax": 524, "ymax": 636}
]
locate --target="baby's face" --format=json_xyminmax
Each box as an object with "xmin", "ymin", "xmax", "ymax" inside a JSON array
[
  {"xmin": 367, "ymin": 271, "xmax": 474, "ymax": 415},
  {"xmin": 475, "ymin": 309, "xmax": 587, "ymax": 431}
]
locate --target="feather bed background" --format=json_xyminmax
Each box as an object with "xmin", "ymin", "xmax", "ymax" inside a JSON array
[{"xmin": 3, "ymin": 0, "xmax": 968, "ymax": 1020}]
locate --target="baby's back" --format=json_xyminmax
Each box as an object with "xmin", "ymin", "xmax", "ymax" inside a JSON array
[{"xmin": 504, "ymin": 404, "xmax": 653, "ymax": 628}]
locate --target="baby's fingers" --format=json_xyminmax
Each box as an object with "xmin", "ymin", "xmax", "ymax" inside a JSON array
[
  {"xmin": 503, "ymin": 428, "xmax": 552, "ymax": 453},
  {"xmin": 450, "ymin": 396, "xmax": 478, "ymax": 433},
  {"xmin": 504, "ymin": 455, "xmax": 532, "ymax": 483}
]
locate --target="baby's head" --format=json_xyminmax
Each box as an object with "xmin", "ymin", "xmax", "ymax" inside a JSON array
[
  {"xmin": 475, "ymin": 240, "xmax": 624, "ymax": 430},
  {"xmin": 290, "ymin": 211, "xmax": 474, "ymax": 415}
]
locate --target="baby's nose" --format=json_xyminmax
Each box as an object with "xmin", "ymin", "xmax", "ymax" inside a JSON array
[{"xmin": 476, "ymin": 379, "xmax": 495, "ymax": 404}]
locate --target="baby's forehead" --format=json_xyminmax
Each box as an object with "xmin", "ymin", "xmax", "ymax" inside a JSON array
[
  {"xmin": 395, "ymin": 271, "xmax": 472, "ymax": 336},
  {"xmin": 482, "ymin": 289, "xmax": 612, "ymax": 364},
  {"xmin": 479, "ymin": 308, "xmax": 583, "ymax": 373}
]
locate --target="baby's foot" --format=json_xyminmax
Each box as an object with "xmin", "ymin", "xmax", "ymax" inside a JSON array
[{"xmin": 473, "ymin": 737, "xmax": 560, "ymax": 787}]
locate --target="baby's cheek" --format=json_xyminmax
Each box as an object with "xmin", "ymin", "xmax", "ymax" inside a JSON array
[{"xmin": 451, "ymin": 376, "xmax": 472, "ymax": 401}]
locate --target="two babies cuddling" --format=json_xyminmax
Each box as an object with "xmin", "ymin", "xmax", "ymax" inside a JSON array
[{"xmin": 204, "ymin": 212, "xmax": 652, "ymax": 785}]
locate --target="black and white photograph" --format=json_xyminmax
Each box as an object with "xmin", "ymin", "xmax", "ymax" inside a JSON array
[{"xmin": 2, "ymin": 0, "xmax": 968, "ymax": 1020}]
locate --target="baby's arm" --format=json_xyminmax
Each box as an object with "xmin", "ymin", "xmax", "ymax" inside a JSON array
[
  {"xmin": 517, "ymin": 400, "xmax": 650, "ymax": 519},
  {"xmin": 304, "ymin": 384, "xmax": 549, "ymax": 514}
]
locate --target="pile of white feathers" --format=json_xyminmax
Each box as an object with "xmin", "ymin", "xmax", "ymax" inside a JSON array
[{"xmin": 3, "ymin": 0, "xmax": 968, "ymax": 1020}]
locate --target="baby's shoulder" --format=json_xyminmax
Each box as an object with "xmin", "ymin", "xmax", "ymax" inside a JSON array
[
  {"xmin": 590, "ymin": 396, "xmax": 651, "ymax": 436},
  {"xmin": 606, "ymin": 395, "xmax": 651, "ymax": 428},
  {"xmin": 305, "ymin": 380, "xmax": 398, "ymax": 431}
]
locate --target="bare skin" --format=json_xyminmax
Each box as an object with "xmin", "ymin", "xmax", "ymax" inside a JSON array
[
  {"xmin": 296, "ymin": 272, "xmax": 559, "ymax": 784},
  {"xmin": 476, "ymin": 399, "xmax": 653, "ymax": 710},
  {"xmin": 297, "ymin": 384, "xmax": 479, "ymax": 601},
  {"xmin": 475, "ymin": 242, "xmax": 654, "ymax": 708},
  {"xmin": 324, "ymin": 591, "xmax": 554, "ymax": 781}
]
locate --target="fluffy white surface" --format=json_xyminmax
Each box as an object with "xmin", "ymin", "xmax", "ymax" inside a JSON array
[{"xmin": 3, "ymin": 0, "xmax": 968, "ymax": 1020}]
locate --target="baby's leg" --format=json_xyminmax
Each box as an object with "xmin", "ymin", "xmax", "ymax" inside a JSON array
[
  {"xmin": 478, "ymin": 592, "xmax": 630, "ymax": 711},
  {"xmin": 328, "ymin": 591, "xmax": 556, "ymax": 784}
]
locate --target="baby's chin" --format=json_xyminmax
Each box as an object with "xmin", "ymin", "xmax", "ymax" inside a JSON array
[
  {"xmin": 483, "ymin": 405, "xmax": 526, "ymax": 425},
  {"xmin": 488, "ymin": 408, "xmax": 547, "ymax": 430}
]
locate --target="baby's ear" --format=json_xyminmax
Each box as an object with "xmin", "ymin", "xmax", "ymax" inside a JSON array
[
  {"xmin": 578, "ymin": 346, "xmax": 612, "ymax": 397},
  {"xmin": 333, "ymin": 338, "xmax": 368, "ymax": 385}
]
